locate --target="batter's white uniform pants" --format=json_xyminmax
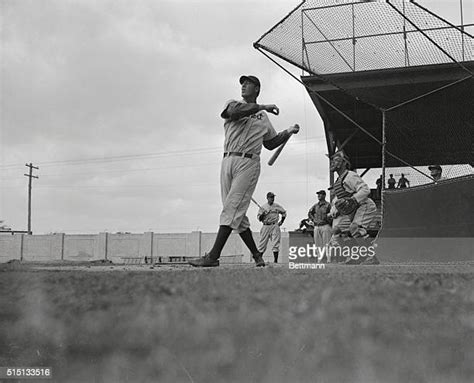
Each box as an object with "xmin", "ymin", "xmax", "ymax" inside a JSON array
[
  {"xmin": 257, "ymin": 223, "xmax": 281, "ymax": 253},
  {"xmin": 220, "ymin": 156, "xmax": 260, "ymax": 233}
]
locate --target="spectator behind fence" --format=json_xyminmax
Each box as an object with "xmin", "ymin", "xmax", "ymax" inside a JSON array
[
  {"xmin": 387, "ymin": 174, "xmax": 396, "ymax": 189},
  {"xmin": 375, "ymin": 174, "xmax": 384, "ymax": 199},
  {"xmin": 428, "ymin": 165, "xmax": 446, "ymax": 182},
  {"xmin": 397, "ymin": 173, "xmax": 410, "ymax": 188}
]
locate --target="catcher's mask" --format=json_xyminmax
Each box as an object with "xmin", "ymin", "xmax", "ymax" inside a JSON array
[{"xmin": 330, "ymin": 151, "xmax": 351, "ymax": 169}]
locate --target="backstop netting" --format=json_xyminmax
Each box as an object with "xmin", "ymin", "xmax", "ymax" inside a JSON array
[{"xmin": 254, "ymin": 0, "xmax": 473, "ymax": 184}]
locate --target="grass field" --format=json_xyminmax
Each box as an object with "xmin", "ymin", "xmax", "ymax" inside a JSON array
[{"xmin": 1, "ymin": 263, "xmax": 473, "ymax": 383}]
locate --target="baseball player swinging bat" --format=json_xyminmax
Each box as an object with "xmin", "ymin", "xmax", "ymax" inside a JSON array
[{"xmin": 268, "ymin": 124, "xmax": 299, "ymax": 166}]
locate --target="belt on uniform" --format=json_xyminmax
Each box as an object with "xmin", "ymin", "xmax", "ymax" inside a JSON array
[
  {"xmin": 223, "ymin": 152, "xmax": 254, "ymax": 159},
  {"xmin": 315, "ymin": 223, "xmax": 330, "ymax": 226},
  {"xmin": 263, "ymin": 223, "xmax": 276, "ymax": 225}
]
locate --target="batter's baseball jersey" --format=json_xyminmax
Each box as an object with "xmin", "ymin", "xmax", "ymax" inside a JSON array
[{"xmin": 222, "ymin": 100, "xmax": 278, "ymax": 155}]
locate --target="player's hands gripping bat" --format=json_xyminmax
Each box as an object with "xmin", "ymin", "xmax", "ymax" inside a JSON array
[
  {"xmin": 251, "ymin": 197, "xmax": 269, "ymax": 222},
  {"xmin": 268, "ymin": 124, "xmax": 300, "ymax": 166}
]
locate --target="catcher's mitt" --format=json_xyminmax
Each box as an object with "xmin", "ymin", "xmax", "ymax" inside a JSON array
[{"xmin": 334, "ymin": 197, "xmax": 359, "ymax": 216}]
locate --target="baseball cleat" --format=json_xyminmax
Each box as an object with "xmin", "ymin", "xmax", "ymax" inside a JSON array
[
  {"xmin": 188, "ymin": 253, "xmax": 219, "ymax": 267},
  {"xmin": 252, "ymin": 252, "xmax": 265, "ymax": 267}
]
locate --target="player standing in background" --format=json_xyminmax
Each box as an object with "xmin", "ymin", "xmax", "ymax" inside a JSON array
[
  {"xmin": 308, "ymin": 190, "xmax": 332, "ymax": 251},
  {"xmin": 257, "ymin": 192, "xmax": 286, "ymax": 263},
  {"xmin": 189, "ymin": 75, "xmax": 300, "ymax": 267}
]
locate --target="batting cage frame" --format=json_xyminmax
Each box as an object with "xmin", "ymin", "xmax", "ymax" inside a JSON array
[{"xmin": 253, "ymin": 0, "xmax": 474, "ymax": 261}]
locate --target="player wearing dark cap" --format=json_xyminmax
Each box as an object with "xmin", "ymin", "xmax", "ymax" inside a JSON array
[
  {"xmin": 257, "ymin": 192, "xmax": 287, "ymax": 263},
  {"xmin": 308, "ymin": 189, "xmax": 332, "ymax": 254},
  {"xmin": 188, "ymin": 75, "xmax": 299, "ymax": 267}
]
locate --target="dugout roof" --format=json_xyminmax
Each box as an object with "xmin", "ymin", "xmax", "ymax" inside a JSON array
[{"xmin": 301, "ymin": 62, "xmax": 474, "ymax": 169}]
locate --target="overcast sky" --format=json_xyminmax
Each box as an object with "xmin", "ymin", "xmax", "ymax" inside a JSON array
[{"xmin": 1, "ymin": 0, "xmax": 471, "ymax": 234}]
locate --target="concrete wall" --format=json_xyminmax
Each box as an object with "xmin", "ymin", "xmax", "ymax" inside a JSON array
[
  {"xmin": 0, "ymin": 231, "xmax": 290, "ymax": 264},
  {"xmin": 63, "ymin": 234, "xmax": 100, "ymax": 261}
]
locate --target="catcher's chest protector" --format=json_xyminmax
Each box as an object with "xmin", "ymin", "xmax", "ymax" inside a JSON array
[{"xmin": 333, "ymin": 172, "xmax": 353, "ymax": 199}]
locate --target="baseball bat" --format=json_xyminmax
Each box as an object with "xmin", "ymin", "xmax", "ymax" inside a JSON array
[
  {"xmin": 251, "ymin": 197, "xmax": 262, "ymax": 209},
  {"xmin": 268, "ymin": 125, "xmax": 299, "ymax": 166}
]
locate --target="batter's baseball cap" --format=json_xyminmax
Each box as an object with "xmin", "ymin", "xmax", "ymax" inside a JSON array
[
  {"xmin": 239, "ymin": 75, "xmax": 261, "ymax": 88},
  {"xmin": 267, "ymin": 192, "xmax": 275, "ymax": 197},
  {"xmin": 428, "ymin": 165, "xmax": 442, "ymax": 171},
  {"xmin": 316, "ymin": 190, "xmax": 326, "ymax": 195}
]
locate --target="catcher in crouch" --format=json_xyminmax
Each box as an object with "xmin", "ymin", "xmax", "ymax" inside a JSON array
[{"xmin": 328, "ymin": 151, "xmax": 377, "ymax": 238}]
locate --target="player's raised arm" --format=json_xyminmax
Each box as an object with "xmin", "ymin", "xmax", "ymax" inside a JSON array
[{"xmin": 221, "ymin": 101, "xmax": 279, "ymax": 121}]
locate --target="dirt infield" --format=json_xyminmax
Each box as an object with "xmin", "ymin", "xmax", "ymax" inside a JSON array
[{"xmin": 1, "ymin": 262, "xmax": 473, "ymax": 383}]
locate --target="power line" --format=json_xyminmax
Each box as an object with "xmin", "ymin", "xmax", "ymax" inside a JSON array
[
  {"xmin": 0, "ymin": 137, "xmax": 324, "ymax": 170},
  {"xmin": 1, "ymin": 149, "xmax": 321, "ymax": 181},
  {"xmin": 0, "ymin": 146, "xmax": 224, "ymax": 169}
]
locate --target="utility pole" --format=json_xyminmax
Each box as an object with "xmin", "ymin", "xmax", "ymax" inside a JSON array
[{"xmin": 24, "ymin": 163, "xmax": 39, "ymax": 235}]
